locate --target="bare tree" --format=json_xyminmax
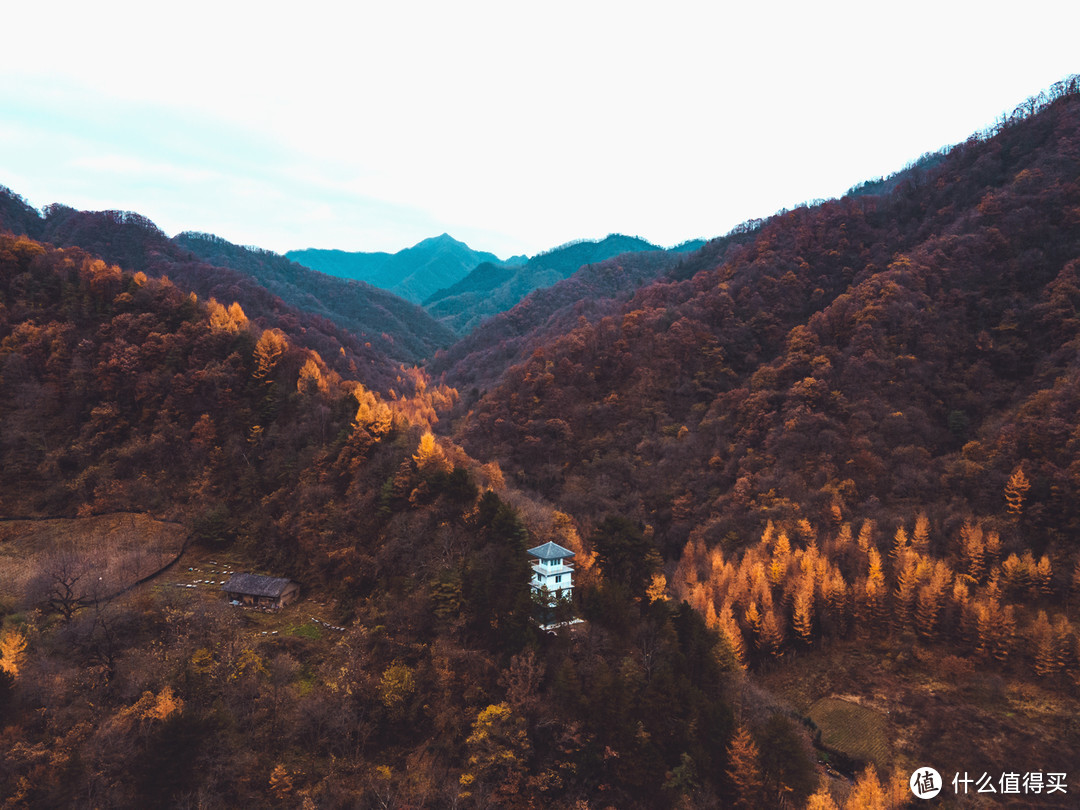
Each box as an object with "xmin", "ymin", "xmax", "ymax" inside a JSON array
[{"xmin": 25, "ymin": 547, "xmax": 95, "ymax": 621}]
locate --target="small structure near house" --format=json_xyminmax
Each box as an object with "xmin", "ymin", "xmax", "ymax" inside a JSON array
[
  {"xmin": 528, "ymin": 541, "xmax": 575, "ymax": 603},
  {"xmin": 222, "ymin": 573, "xmax": 299, "ymax": 609}
]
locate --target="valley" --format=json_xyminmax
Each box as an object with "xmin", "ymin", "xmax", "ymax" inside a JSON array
[{"xmin": 2, "ymin": 75, "xmax": 1080, "ymax": 808}]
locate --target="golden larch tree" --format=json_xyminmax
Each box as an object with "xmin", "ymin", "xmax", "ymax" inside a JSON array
[
  {"xmin": 912, "ymin": 512, "xmax": 930, "ymax": 553},
  {"xmin": 726, "ymin": 725, "xmax": 766, "ymax": 809},
  {"xmin": 893, "ymin": 554, "xmax": 919, "ymax": 634},
  {"xmin": 253, "ymin": 329, "xmax": 288, "ymax": 380},
  {"xmin": 890, "ymin": 525, "xmax": 909, "ymax": 568},
  {"xmin": 834, "ymin": 522, "xmax": 853, "ymax": 552},
  {"xmin": 915, "ymin": 563, "xmax": 950, "ymax": 642},
  {"xmin": 975, "ymin": 600, "xmax": 997, "ymax": 659},
  {"xmin": 717, "ymin": 601, "xmax": 746, "ymax": 668},
  {"xmin": 984, "ymin": 530, "xmax": 1002, "ymax": 568},
  {"xmin": 413, "ymin": 431, "xmax": 452, "ymax": 476},
  {"xmin": 353, "ymin": 383, "xmax": 393, "ymax": 436},
  {"xmin": 208, "ymin": 298, "xmax": 248, "ymax": 334},
  {"xmin": 459, "ymin": 703, "xmax": 531, "ymax": 805},
  {"xmin": 823, "ymin": 570, "xmax": 849, "ymax": 636},
  {"xmin": 806, "ymin": 785, "xmax": 840, "ymax": 810},
  {"xmin": 793, "ymin": 580, "xmax": 815, "ymax": 646},
  {"xmin": 950, "ymin": 579, "xmax": 973, "ymax": 643},
  {"xmin": 959, "ymin": 519, "xmax": 985, "ymax": 582},
  {"xmin": 843, "ymin": 766, "xmax": 886, "ymax": 810},
  {"xmin": 1004, "ymin": 465, "xmax": 1030, "ymax": 517},
  {"xmin": 856, "ymin": 520, "xmax": 875, "ymax": 554},
  {"xmin": 759, "ymin": 606, "xmax": 786, "ymax": 660},
  {"xmin": 297, "ymin": 355, "xmax": 328, "ymax": 395},
  {"xmin": 269, "ymin": 764, "xmax": 294, "ymax": 799},
  {"xmin": 1034, "ymin": 555, "xmax": 1053, "ymax": 596},
  {"xmin": 864, "ymin": 548, "xmax": 886, "ymax": 627},
  {"xmin": 744, "ymin": 601, "xmax": 763, "ymax": 648},
  {"xmin": 995, "ymin": 605, "xmax": 1017, "ymax": 663},
  {"xmin": 829, "ymin": 503, "xmax": 843, "ymax": 530},
  {"xmin": 0, "ymin": 628, "xmax": 27, "ymax": 678}
]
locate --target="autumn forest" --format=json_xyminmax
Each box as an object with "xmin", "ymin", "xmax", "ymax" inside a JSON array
[{"xmin": 2, "ymin": 77, "xmax": 1080, "ymax": 808}]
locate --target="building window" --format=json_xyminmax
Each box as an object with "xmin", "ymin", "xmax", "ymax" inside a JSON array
[{"xmin": 555, "ymin": 575, "xmax": 561, "ymax": 583}]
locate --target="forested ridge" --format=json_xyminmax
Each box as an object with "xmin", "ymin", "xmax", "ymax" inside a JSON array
[
  {"xmin": 0, "ymin": 197, "xmax": 452, "ymax": 378},
  {"xmin": 287, "ymin": 234, "xmax": 518, "ymax": 306},
  {"xmin": 2, "ymin": 76, "xmax": 1080, "ymax": 808},
  {"xmin": 0, "ymin": 234, "xmax": 778, "ymax": 807},
  {"xmin": 423, "ymin": 234, "xmax": 672, "ymax": 336},
  {"xmin": 446, "ymin": 78, "xmax": 1080, "ymax": 803},
  {"xmin": 458, "ymin": 78, "xmax": 1080, "ymax": 546}
]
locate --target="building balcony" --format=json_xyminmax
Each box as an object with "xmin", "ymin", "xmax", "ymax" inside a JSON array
[{"xmin": 532, "ymin": 561, "xmax": 574, "ymax": 576}]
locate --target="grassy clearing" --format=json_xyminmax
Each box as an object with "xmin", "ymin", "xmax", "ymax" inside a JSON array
[
  {"xmin": 0, "ymin": 513, "xmax": 186, "ymax": 601},
  {"xmin": 153, "ymin": 547, "xmax": 346, "ymax": 641},
  {"xmin": 759, "ymin": 638, "xmax": 1080, "ymax": 796},
  {"xmin": 808, "ymin": 696, "xmax": 890, "ymax": 770}
]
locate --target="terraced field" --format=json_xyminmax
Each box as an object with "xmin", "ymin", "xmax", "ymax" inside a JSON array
[{"xmin": 808, "ymin": 696, "xmax": 891, "ymax": 769}]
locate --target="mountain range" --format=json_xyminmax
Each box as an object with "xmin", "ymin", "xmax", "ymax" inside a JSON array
[
  {"xmin": 0, "ymin": 195, "xmax": 456, "ymax": 384},
  {"xmin": 287, "ymin": 233, "xmax": 526, "ymax": 305},
  {"xmin": 423, "ymin": 233, "xmax": 704, "ymax": 335},
  {"xmin": 289, "ymin": 232, "xmax": 708, "ymax": 337},
  {"xmin": 3, "ymin": 74, "xmax": 1080, "ymax": 809}
]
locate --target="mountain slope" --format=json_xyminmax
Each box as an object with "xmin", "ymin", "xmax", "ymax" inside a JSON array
[
  {"xmin": 288, "ymin": 233, "xmax": 520, "ymax": 304},
  {"xmin": 0, "ymin": 199, "xmax": 453, "ymax": 385},
  {"xmin": 175, "ymin": 231, "xmax": 456, "ymax": 363},
  {"xmin": 432, "ymin": 251, "xmax": 687, "ymax": 391},
  {"xmin": 457, "ymin": 79, "xmax": 1080, "ymax": 550},
  {"xmin": 424, "ymin": 233, "xmax": 668, "ymax": 335},
  {"xmin": 0, "ymin": 229, "xmax": 755, "ymax": 809},
  {"xmin": 0, "ymin": 186, "xmax": 44, "ymax": 238}
]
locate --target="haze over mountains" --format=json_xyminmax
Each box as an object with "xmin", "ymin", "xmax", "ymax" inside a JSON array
[
  {"xmin": 0, "ymin": 194, "xmax": 457, "ymax": 377},
  {"xmin": 289, "ymin": 232, "xmax": 709, "ymax": 337},
  {"xmin": 0, "ymin": 186, "xmax": 709, "ymax": 376},
  {"xmin": 287, "ymin": 234, "xmax": 525, "ymax": 305},
  {"xmin": 424, "ymin": 234, "xmax": 706, "ymax": 335}
]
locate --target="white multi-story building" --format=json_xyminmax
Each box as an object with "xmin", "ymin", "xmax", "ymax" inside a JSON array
[{"xmin": 528, "ymin": 541, "xmax": 575, "ymax": 601}]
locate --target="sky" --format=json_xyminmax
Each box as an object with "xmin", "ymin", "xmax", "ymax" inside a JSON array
[{"xmin": 2, "ymin": 1, "xmax": 1078, "ymax": 259}]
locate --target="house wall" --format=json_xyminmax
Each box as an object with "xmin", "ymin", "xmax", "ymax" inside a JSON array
[
  {"xmin": 226, "ymin": 584, "xmax": 300, "ymax": 609},
  {"xmin": 531, "ymin": 570, "xmax": 573, "ymax": 597}
]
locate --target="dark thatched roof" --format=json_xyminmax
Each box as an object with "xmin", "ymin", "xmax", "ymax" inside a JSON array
[{"xmin": 222, "ymin": 573, "xmax": 295, "ymax": 598}]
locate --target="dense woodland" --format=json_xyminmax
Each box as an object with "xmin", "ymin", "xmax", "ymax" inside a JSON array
[
  {"xmin": 459, "ymin": 78, "xmax": 1080, "ymax": 543},
  {"xmin": 2, "ymin": 76, "xmax": 1080, "ymax": 808},
  {"xmin": 0, "ymin": 195, "xmax": 451, "ymax": 378},
  {"xmin": 0, "ymin": 234, "xmax": 756, "ymax": 807}
]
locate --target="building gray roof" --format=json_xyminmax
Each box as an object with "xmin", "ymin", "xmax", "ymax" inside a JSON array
[
  {"xmin": 527, "ymin": 541, "xmax": 575, "ymax": 559},
  {"xmin": 222, "ymin": 573, "xmax": 295, "ymax": 598}
]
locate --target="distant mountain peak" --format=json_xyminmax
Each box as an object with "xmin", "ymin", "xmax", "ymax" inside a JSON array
[
  {"xmin": 287, "ymin": 235, "xmax": 518, "ymax": 304},
  {"xmin": 417, "ymin": 232, "xmax": 459, "ymax": 247}
]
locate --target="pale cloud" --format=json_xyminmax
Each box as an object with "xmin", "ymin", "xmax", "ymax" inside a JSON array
[{"xmin": 67, "ymin": 155, "xmax": 222, "ymax": 186}]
